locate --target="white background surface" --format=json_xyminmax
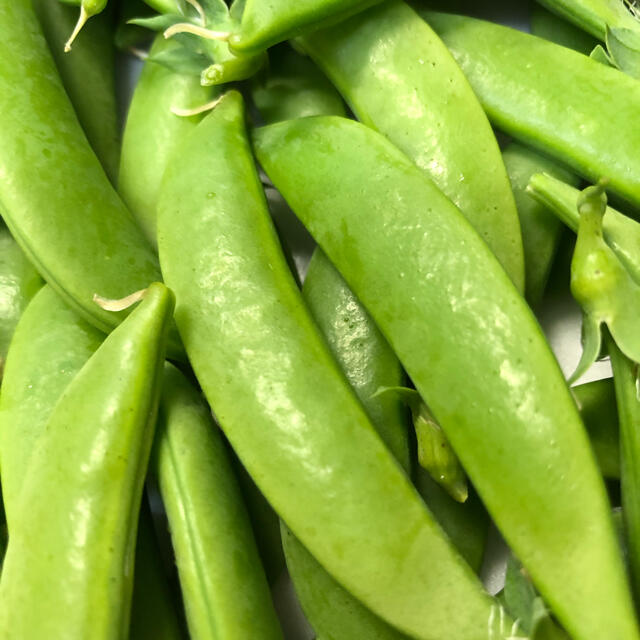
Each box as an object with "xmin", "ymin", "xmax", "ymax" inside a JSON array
[{"xmin": 116, "ymin": 2, "xmax": 611, "ymax": 637}]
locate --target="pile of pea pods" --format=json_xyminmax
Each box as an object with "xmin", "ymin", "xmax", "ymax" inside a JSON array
[{"xmin": 3, "ymin": 0, "xmax": 640, "ymax": 638}]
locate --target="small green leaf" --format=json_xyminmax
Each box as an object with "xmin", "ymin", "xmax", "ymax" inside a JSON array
[
  {"xmin": 128, "ymin": 14, "xmax": 186, "ymax": 32},
  {"xmin": 607, "ymin": 25, "xmax": 640, "ymax": 78},
  {"xmin": 590, "ymin": 43, "xmax": 617, "ymax": 66}
]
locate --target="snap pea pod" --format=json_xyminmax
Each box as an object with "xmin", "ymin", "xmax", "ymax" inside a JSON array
[
  {"xmin": 251, "ymin": 44, "xmax": 346, "ymax": 124},
  {"xmin": 502, "ymin": 144, "xmax": 578, "ymax": 306},
  {"xmin": 153, "ymin": 363, "xmax": 282, "ymax": 640},
  {"xmin": 300, "ymin": 1, "xmax": 524, "ymax": 291},
  {"xmin": 531, "ymin": 4, "xmax": 599, "ymax": 53},
  {"xmin": 33, "ymin": 0, "xmax": 120, "ymax": 184},
  {"xmin": 230, "ymin": 0, "xmax": 384, "ymax": 55},
  {"xmin": 254, "ymin": 115, "xmax": 638, "ymax": 640},
  {"xmin": 0, "ymin": 0, "xmax": 172, "ymax": 350},
  {"xmin": 120, "ymin": 34, "xmax": 214, "ymax": 246},
  {"xmin": 606, "ymin": 335, "xmax": 640, "ymax": 601},
  {"xmin": 425, "ymin": 11, "xmax": 640, "ymax": 211},
  {"xmin": 159, "ymin": 91, "xmax": 513, "ymax": 640},
  {"xmin": 528, "ymin": 172, "xmax": 640, "ymax": 286},
  {"xmin": 0, "ymin": 282, "xmax": 173, "ymax": 640},
  {"xmin": 0, "ymin": 229, "xmax": 43, "ymax": 378}
]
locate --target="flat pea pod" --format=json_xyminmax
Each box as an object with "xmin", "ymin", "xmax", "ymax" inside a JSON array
[
  {"xmin": 158, "ymin": 91, "xmax": 510, "ymax": 640},
  {"xmin": 300, "ymin": 1, "xmax": 524, "ymax": 291},
  {"xmin": 0, "ymin": 0, "xmax": 172, "ymax": 350},
  {"xmin": 251, "ymin": 44, "xmax": 346, "ymax": 124},
  {"xmin": 502, "ymin": 143, "xmax": 578, "ymax": 306},
  {"xmin": 253, "ymin": 115, "xmax": 638, "ymax": 640},
  {"xmin": 229, "ymin": 0, "xmax": 384, "ymax": 55},
  {"xmin": 153, "ymin": 363, "xmax": 281, "ymax": 639},
  {"xmin": 0, "ymin": 228, "xmax": 43, "ymax": 379},
  {"xmin": 574, "ymin": 378, "xmax": 620, "ymax": 479},
  {"xmin": 0, "ymin": 282, "xmax": 174, "ymax": 640},
  {"xmin": 531, "ymin": 4, "xmax": 599, "ymax": 53},
  {"xmin": 528, "ymin": 172, "xmax": 640, "ymax": 285},
  {"xmin": 33, "ymin": 0, "xmax": 120, "ymax": 184},
  {"xmin": 425, "ymin": 11, "xmax": 640, "ymax": 211},
  {"xmin": 120, "ymin": 34, "xmax": 214, "ymax": 246}
]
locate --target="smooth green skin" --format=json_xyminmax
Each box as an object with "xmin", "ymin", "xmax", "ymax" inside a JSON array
[
  {"xmin": 281, "ymin": 523, "xmax": 409, "ymax": 640},
  {"xmin": 607, "ymin": 335, "xmax": 640, "ymax": 603},
  {"xmin": 426, "ymin": 11, "xmax": 640, "ymax": 212},
  {"xmin": 531, "ymin": 4, "xmax": 599, "ymax": 53},
  {"xmin": 251, "ymin": 44, "xmax": 346, "ymax": 124},
  {"xmin": 130, "ymin": 501, "xmax": 185, "ymax": 640},
  {"xmin": 230, "ymin": 0, "xmax": 384, "ymax": 55},
  {"xmin": 502, "ymin": 144, "xmax": 578, "ymax": 306},
  {"xmin": 0, "ymin": 227, "xmax": 43, "ymax": 377},
  {"xmin": 254, "ymin": 115, "xmax": 639, "ymax": 640},
  {"xmin": 158, "ymin": 92, "xmax": 507, "ymax": 640},
  {"xmin": 301, "ymin": 1, "xmax": 524, "ymax": 292},
  {"xmin": 154, "ymin": 363, "xmax": 282, "ymax": 640},
  {"xmin": 120, "ymin": 34, "xmax": 214, "ymax": 247},
  {"xmin": 573, "ymin": 378, "xmax": 620, "ymax": 479},
  {"xmin": 529, "ymin": 172, "xmax": 640, "ymax": 289},
  {"xmin": 0, "ymin": 0, "xmax": 168, "ymax": 345},
  {"xmin": 0, "ymin": 282, "xmax": 173, "ymax": 640},
  {"xmin": 33, "ymin": 0, "xmax": 120, "ymax": 184},
  {"xmin": 535, "ymin": 0, "xmax": 640, "ymax": 40}
]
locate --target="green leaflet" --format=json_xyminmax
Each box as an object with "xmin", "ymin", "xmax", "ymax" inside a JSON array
[{"xmin": 570, "ymin": 182, "xmax": 640, "ymax": 381}]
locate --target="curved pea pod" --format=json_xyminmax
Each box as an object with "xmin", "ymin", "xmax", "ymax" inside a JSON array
[
  {"xmin": 229, "ymin": 0, "xmax": 384, "ymax": 55},
  {"xmin": 251, "ymin": 45, "xmax": 346, "ymax": 124},
  {"xmin": 531, "ymin": 4, "xmax": 599, "ymax": 52},
  {"xmin": 528, "ymin": 172, "xmax": 640, "ymax": 285},
  {"xmin": 573, "ymin": 378, "xmax": 620, "ymax": 479},
  {"xmin": 0, "ymin": 0, "xmax": 175, "ymax": 351},
  {"xmin": 253, "ymin": 115, "xmax": 639, "ymax": 640},
  {"xmin": 0, "ymin": 282, "xmax": 174, "ymax": 640},
  {"xmin": 568, "ymin": 184, "xmax": 640, "ymax": 381},
  {"xmin": 159, "ymin": 91, "xmax": 513, "ymax": 640},
  {"xmin": 33, "ymin": 0, "xmax": 120, "ymax": 184},
  {"xmin": 502, "ymin": 144, "xmax": 579, "ymax": 306},
  {"xmin": 425, "ymin": 11, "xmax": 640, "ymax": 212},
  {"xmin": 120, "ymin": 34, "xmax": 215, "ymax": 246},
  {"xmin": 0, "ymin": 229, "xmax": 43, "ymax": 378},
  {"xmin": 300, "ymin": 1, "xmax": 524, "ymax": 291},
  {"xmin": 153, "ymin": 363, "xmax": 281, "ymax": 639}
]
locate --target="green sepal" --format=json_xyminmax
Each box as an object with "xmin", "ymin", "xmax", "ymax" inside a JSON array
[
  {"xmin": 150, "ymin": 45, "xmax": 210, "ymax": 76},
  {"xmin": 128, "ymin": 13, "xmax": 184, "ymax": 31},
  {"xmin": 607, "ymin": 25, "xmax": 640, "ymax": 78},
  {"xmin": 590, "ymin": 43, "xmax": 616, "ymax": 66}
]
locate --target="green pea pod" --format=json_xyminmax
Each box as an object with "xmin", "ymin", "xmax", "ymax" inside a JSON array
[
  {"xmin": 251, "ymin": 45, "xmax": 346, "ymax": 124},
  {"xmin": 153, "ymin": 363, "xmax": 282, "ymax": 639},
  {"xmin": 230, "ymin": 0, "xmax": 384, "ymax": 55},
  {"xmin": 120, "ymin": 34, "xmax": 215, "ymax": 246},
  {"xmin": 574, "ymin": 378, "xmax": 620, "ymax": 479},
  {"xmin": 300, "ymin": 1, "xmax": 524, "ymax": 291},
  {"xmin": 502, "ymin": 144, "xmax": 579, "ymax": 306},
  {"xmin": 0, "ymin": 282, "xmax": 174, "ymax": 640},
  {"xmin": 569, "ymin": 183, "xmax": 640, "ymax": 381},
  {"xmin": 0, "ymin": 0, "xmax": 178, "ymax": 354},
  {"xmin": 425, "ymin": 11, "xmax": 640, "ymax": 211},
  {"xmin": 0, "ymin": 228, "xmax": 43, "ymax": 378},
  {"xmin": 159, "ymin": 92, "xmax": 512, "ymax": 640},
  {"xmin": 531, "ymin": 4, "xmax": 599, "ymax": 52},
  {"xmin": 254, "ymin": 114, "xmax": 638, "ymax": 640},
  {"xmin": 607, "ymin": 335, "xmax": 640, "ymax": 601},
  {"xmin": 33, "ymin": 0, "xmax": 120, "ymax": 184}
]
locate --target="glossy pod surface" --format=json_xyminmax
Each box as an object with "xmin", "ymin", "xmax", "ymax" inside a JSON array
[
  {"xmin": 253, "ymin": 115, "xmax": 638, "ymax": 640},
  {"xmin": 230, "ymin": 0, "xmax": 384, "ymax": 54},
  {"xmin": 159, "ymin": 92, "xmax": 506, "ymax": 640},
  {"xmin": 301, "ymin": 1, "xmax": 524, "ymax": 290},
  {"xmin": 32, "ymin": 0, "xmax": 120, "ymax": 184},
  {"xmin": 0, "ymin": 283, "xmax": 174, "ymax": 640},
  {"xmin": 0, "ymin": 0, "xmax": 164, "ymax": 339},
  {"xmin": 154, "ymin": 363, "xmax": 282, "ymax": 640},
  {"xmin": 425, "ymin": 11, "xmax": 640, "ymax": 211},
  {"xmin": 120, "ymin": 35, "xmax": 214, "ymax": 246}
]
